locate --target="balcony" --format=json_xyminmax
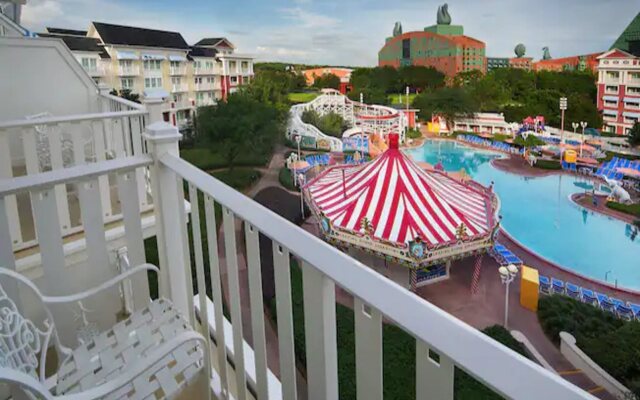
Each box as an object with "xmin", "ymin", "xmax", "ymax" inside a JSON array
[
  {"xmin": 172, "ymin": 83, "xmax": 189, "ymax": 93},
  {"xmin": 83, "ymin": 65, "xmax": 107, "ymax": 77},
  {"xmin": 170, "ymin": 65, "xmax": 187, "ymax": 75},
  {"xmin": 194, "ymin": 66, "xmax": 220, "ymax": 75},
  {"xmin": 118, "ymin": 65, "xmax": 140, "ymax": 76},
  {"xmin": 195, "ymin": 81, "xmax": 215, "ymax": 91},
  {"xmin": 196, "ymin": 97, "xmax": 216, "ymax": 107},
  {"xmin": 0, "ymin": 95, "xmax": 594, "ymax": 399},
  {"xmin": 168, "ymin": 99, "xmax": 194, "ymax": 110}
]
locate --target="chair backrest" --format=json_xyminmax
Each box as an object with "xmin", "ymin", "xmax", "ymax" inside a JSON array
[{"xmin": 0, "ymin": 268, "xmax": 63, "ymax": 383}]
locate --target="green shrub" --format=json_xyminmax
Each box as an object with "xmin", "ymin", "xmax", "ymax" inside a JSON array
[
  {"xmin": 301, "ymin": 109, "xmax": 348, "ymax": 138},
  {"xmin": 278, "ymin": 167, "xmax": 300, "ymax": 191},
  {"xmin": 607, "ymin": 202, "xmax": 640, "ymax": 217},
  {"xmin": 538, "ymin": 295, "xmax": 640, "ymax": 396},
  {"xmin": 181, "ymin": 147, "xmax": 271, "ymax": 170},
  {"xmin": 514, "ymin": 135, "xmax": 546, "ymax": 148},
  {"xmin": 406, "ymin": 128, "xmax": 422, "ymax": 139}
]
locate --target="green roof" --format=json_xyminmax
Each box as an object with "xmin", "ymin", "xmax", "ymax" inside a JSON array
[{"xmin": 610, "ymin": 12, "xmax": 640, "ymax": 52}]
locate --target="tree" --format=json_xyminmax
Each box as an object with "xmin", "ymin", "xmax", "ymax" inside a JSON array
[
  {"xmin": 347, "ymin": 87, "xmax": 389, "ymax": 105},
  {"xmin": 313, "ymin": 73, "xmax": 340, "ymax": 90},
  {"xmin": 398, "ymin": 66, "xmax": 445, "ymax": 91},
  {"xmin": 301, "ymin": 109, "xmax": 347, "ymax": 138},
  {"xmin": 197, "ymin": 92, "xmax": 285, "ymax": 168},
  {"xmin": 412, "ymin": 87, "xmax": 478, "ymax": 130},
  {"xmin": 629, "ymin": 122, "xmax": 640, "ymax": 147},
  {"xmin": 109, "ymin": 88, "xmax": 141, "ymax": 103},
  {"xmin": 245, "ymin": 69, "xmax": 294, "ymax": 106}
]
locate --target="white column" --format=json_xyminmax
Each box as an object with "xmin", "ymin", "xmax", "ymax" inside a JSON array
[
  {"xmin": 143, "ymin": 97, "xmax": 167, "ymax": 125},
  {"xmin": 144, "ymin": 121, "xmax": 190, "ymax": 315}
]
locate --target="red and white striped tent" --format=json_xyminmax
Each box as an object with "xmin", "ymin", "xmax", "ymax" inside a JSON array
[{"xmin": 303, "ymin": 134, "xmax": 499, "ymax": 268}]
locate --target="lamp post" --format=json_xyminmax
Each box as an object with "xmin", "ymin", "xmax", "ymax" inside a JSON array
[
  {"xmin": 294, "ymin": 134, "xmax": 301, "ymax": 163},
  {"xmin": 499, "ymin": 264, "xmax": 519, "ymax": 328},
  {"xmin": 298, "ymin": 173, "xmax": 305, "ymax": 219},
  {"xmin": 572, "ymin": 122, "xmax": 579, "ymax": 135},
  {"xmin": 559, "ymin": 97, "xmax": 568, "ymax": 144},
  {"xmin": 580, "ymin": 121, "xmax": 588, "ymax": 158}
]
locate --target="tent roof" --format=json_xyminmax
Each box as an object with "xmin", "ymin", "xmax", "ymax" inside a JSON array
[{"xmin": 305, "ymin": 138, "xmax": 496, "ymax": 248}]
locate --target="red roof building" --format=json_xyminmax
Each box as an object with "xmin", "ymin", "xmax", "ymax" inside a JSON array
[{"xmin": 533, "ymin": 52, "xmax": 602, "ymax": 73}]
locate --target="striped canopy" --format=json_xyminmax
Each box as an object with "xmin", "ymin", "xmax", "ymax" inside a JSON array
[{"xmin": 305, "ymin": 140, "xmax": 496, "ymax": 249}]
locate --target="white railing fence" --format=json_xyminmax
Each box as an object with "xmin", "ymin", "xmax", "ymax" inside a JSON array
[
  {"xmin": 148, "ymin": 122, "xmax": 594, "ymax": 400},
  {"xmin": 0, "ymin": 94, "xmax": 149, "ymax": 251}
]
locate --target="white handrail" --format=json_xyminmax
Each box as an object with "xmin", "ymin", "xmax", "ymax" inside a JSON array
[
  {"xmin": 160, "ymin": 153, "xmax": 593, "ymax": 400},
  {"xmin": 99, "ymin": 93, "xmax": 146, "ymax": 112},
  {"xmin": 0, "ymin": 110, "xmax": 147, "ymax": 130}
]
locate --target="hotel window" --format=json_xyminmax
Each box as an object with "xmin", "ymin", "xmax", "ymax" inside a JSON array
[
  {"xmin": 144, "ymin": 77, "xmax": 162, "ymax": 88},
  {"xmin": 121, "ymin": 78, "xmax": 134, "ymax": 89},
  {"xmin": 194, "ymin": 77, "xmax": 203, "ymax": 84},
  {"xmin": 81, "ymin": 58, "xmax": 97, "ymax": 69},
  {"xmin": 605, "ymin": 85, "xmax": 618, "ymax": 93},
  {"xmin": 206, "ymin": 76, "xmax": 214, "ymax": 84},
  {"xmin": 171, "ymin": 77, "xmax": 182, "ymax": 85},
  {"xmin": 173, "ymin": 94, "xmax": 183, "ymax": 103},
  {"xmin": 230, "ymin": 76, "xmax": 238, "ymax": 84},
  {"xmin": 627, "ymin": 86, "xmax": 640, "ymax": 95},
  {"xmin": 205, "ymin": 61, "xmax": 214, "ymax": 69},
  {"xmin": 606, "ymin": 71, "xmax": 620, "ymax": 79},
  {"xmin": 143, "ymin": 60, "xmax": 162, "ymax": 70},
  {"xmin": 119, "ymin": 60, "xmax": 133, "ymax": 69},
  {"xmin": 604, "ymin": 100, "xmax": 618, "ymax": 107},
  {"xmin": 630, "ymin": 72, "xmax": 640, "ymax": 80},
  {"xmin": 170, "ymin": 61, "xmax": 181, "ymax": 68}
]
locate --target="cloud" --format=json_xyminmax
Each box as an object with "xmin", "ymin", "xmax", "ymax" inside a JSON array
[{"xmin": 21, "ymin": 0, "xmax": 64, "ymax": 27}]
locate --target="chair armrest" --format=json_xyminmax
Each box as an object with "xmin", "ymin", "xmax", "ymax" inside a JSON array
[
  {"xmin": 42, "ymin": 264, "xmax": 159, "ymax": 305},
  {"xmin": 58, "ymin": 331, "xmax": 206, "ymax": 400},
  {"xmin": 0, "ymin": 369, "xmax": 55, "ymax": 400}
]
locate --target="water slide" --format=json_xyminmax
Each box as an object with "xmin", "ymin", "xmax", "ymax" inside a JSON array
[{"xmin": 287, "ymin": 89, "xmax": 407, "ymax": 153}]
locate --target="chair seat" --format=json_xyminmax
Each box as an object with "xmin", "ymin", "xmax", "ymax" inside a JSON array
[{"xmin": 55, "ymin": 299, "xmax": 203, "ymax": 399}]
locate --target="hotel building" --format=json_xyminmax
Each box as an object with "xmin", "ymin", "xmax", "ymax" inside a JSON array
[
  {"xmin": 38, "ymin": 22, "xmax": 254, "ymax": 129},
  {"xmin": 596, "ymin": 49, "xmax": 640, "ymax": 135}
]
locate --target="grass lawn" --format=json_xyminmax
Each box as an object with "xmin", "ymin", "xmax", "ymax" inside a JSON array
[
  {"xmin": 606, "ymin": 201, "xmax": 640, "ymax": 218},
  {"xmin": 180, "ymin": 147, "xmax": 272, "ymax": 171},
  {"xmin": 388, "ymin": 93, "xmax": 417, "ymax": 106},
  {"xmin": 533, "ymin": 159, "xmax": 562, "ymax": 170},
  {"xmin": 288, "ymin": 92, "xmax": 320, "ymax": 104},
  {"xmin": 268, "ymin": 260, "xmax": 527, "ymax": 399},
  {"xmin": 278, "ymin": 167, "xmax": 300, "ymax": 192}
]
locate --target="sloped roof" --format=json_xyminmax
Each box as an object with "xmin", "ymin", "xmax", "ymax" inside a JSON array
[
  {"xmin": 194, "ymin": 37, "xmax": 234, "ymax": 48},
  {"xmin": 597, "ymin": 49, "xmax": 636, "ymax": 60},
  {"xmin": 38, "ymin": 33, "xmax": 111, "ymax": 59},
  {"xmin": 305, "ymin": 136, "xmax": 495, "ymax": 247},
  {"xmin": 610, "ymin": 13, "xmax": 640, "ymax": 53},
  {"xmin": 92, "ymin": 22, "xmax": 189, "ymax": 49},
  {"xmin": 188, "ymin": 46, "xmax": 218, "ymax": 58},
  {"xmin": 46, "ymin": 27, "xmax": 87, "ymax": 36}
]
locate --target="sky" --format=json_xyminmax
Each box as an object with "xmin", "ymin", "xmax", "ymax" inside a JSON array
[{"xmin": 21, "ymin": 0, "xmax": 639, "ymax": 67}]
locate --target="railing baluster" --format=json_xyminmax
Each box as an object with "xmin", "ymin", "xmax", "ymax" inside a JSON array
[
  {"xmin": 272, "ymin": 243, "xmax": 297, "ymax": 400},
  {"xmin": 22, "ymin": 127, "xmax": 40, "ymax": 175},
  {"xmin": 188, "ymin": 183, "xmax": 212, "ymax": 400},
  {"xmin": 116, "ymin": 170, "xmax": 149, "ymax": 310},
  {"xmin": 416, "ymin": 340, "xmax": 454, "ymax": 400},
  {"xmin": 0, "ymin": 130, "xmax": 22, "ymax": 247},
  {"xmin": 47, "ymin": 124, "xmax": 71, "ymax": 233},
  {"xmin": 177, "ymin": 177, "xmax": 195, "ymax": 326},
  {"xmin": 0, "ymin": 197, "xmax": 18, "ymax": 302},
  {"xmin": 70, "ymin": 122, "xmax": 86, "ymax": 166},
  {"xmin": 354, "ymin": 297, "xmax": 383, "ymax": 400},
  {"xmin": 129, "ymin": 115, "xmax": 147, "ymax": 208},
  {"xmin": 111, "ymin": 118, "xmax": 126, "ymax": 158},
  {"xmin": 30, "ymin": 186, "xmax": 75, "ymax": 345},
  {"xmin": 204, "ymin": 195, "xmax": 229, "ymax": 396},
  {"xmin": 222, "ymin": 207, "xmax": 247, "ymax": 400},
  {"xmin": 91, "ymin": 120, "xmax": 112, "ymax": 218},
  {"xmin": 77, "ymin": 177, "xmax": 118, "ymax": 328},
  {"xmin": 301, "ymin": 260, "xmax": 338, "ymax": 400},
  {"xmin": 244, "ymin": 221, "xmax": 269, "ymax": 399}
]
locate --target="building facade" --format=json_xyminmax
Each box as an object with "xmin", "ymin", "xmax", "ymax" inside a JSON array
[
  {"xmin": 303, "ymin": 67, "xmax": 353, "ymax": 94},
  {"xmin": 378, "ymin": 7, "xmax": 486, "ymax": 77},
  {"xmin": 533, "ymin": 53, "xmax": 601, "ymax": 73},
  {"xmin": 508, "ymin": 57, "xmax": 533, "ymax": 71},
  {"xmin": 596, "ymin": 49, "xmax": 640, "ymax": 135},
  {"xmin": 610, "ymin": 12, "xmax": 640, "ymax": 57},
  {"xmin": 487, "ymin": 57, "xmax": 510, "ymax": 71},
  {"xmin": 36, "ymin": 23, "xmax": 254, "ymax": 129}
]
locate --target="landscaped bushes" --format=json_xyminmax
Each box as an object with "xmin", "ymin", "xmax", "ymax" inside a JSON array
[
  {"xmin": 533, "ymin": 159, "xmax": 562, "ymax": 170},
  {"xmin": 300, "ymin": 109, "xmax": 348, "ymax": 138},
  {"xmin": 406, "ymin": 128, "xmax": 422, "ymax": 139},
  {"xmin": 180, "ymin": 147, "xmax": 271, "ymax": 171},
  {"xmin": 538, "ymin": 295, "xmax": 640, "ymax": 396},
  {"xmin": 606, "ymin": 201, "xmax": 640, "ymax": 218},
  {"xmin": 268, "ymin": 259, "xmax": 528, "ymax": 399},
  {"xmin": 278, "ymin": 167, "xmax": 299, "ymax": 192}
]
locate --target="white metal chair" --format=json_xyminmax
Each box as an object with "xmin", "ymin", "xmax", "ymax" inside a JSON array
[{"xmin": 0, "ymin": 264, "xmax": 206, "ymax": 399}]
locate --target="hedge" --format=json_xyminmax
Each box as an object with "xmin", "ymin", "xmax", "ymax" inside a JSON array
[
  {"xmin": 268, "ymin": 260, "xmax": 528, "ymax": 399},
  {"xmin": 533, "ymin": 159, "xmax": 562, "ymax": 170},
  {"xmin": 538, "ymin": 295, "xmax": 640, "ymax": 396},
  {"xmin": 278, "ymin": 167, "xmax": 300, "ymax": 192}
]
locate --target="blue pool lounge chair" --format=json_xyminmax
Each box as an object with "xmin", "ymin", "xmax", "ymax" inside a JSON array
[
  {"xmin": 630, "ymin": 303, "xmax": 640, "ymax": 321},
  {"xmin": 580, "ymin": 288, "xmax": 597, "ymax": 305},
  {"xmin": 596, "ymin": 293, "xmax": 615, "ymax": 312},
  {"xmin": 539, "ymin": 275, "xmax": 551, "ymax": 294},
  {"xmin": 611, "ymin": 298, "xmax": 634, "ymax": 320},
  {"xmin": 551, "ymin": 278, "xmax": 565, "ymax": 294},
  {"xmin": 565, "ymin": 283, "xmax": 580, "ymax": 299}
]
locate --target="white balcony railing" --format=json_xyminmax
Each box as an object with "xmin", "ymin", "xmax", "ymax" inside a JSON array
[
  {"xmin": 171, "ymin": 83, "xmax": 188, "ymax": 93},
  {"xmin": 195, "ymin": 98, "xmax": 215, "ymax": 107},
  {"xmin": 0, "ymin": 93, "xmax": 149, "ymax": 253},
  {"xmin": 118, "ymin": 65, "xmax": 140, "ymax": 76},
  {"xmin": 0, "ymin": 96, "xmax": 596, "ymax": 399},
  {"xmin": 194, "ymin": 67, "xmax": 219, "ymax": 75},
  {"xmin": 194, "ymin": 82, "xmax": 215, "ymax": 91},
  {"xmin": 83, "ymin": 65, "xmax": 106, "ymax": 77},
  {"xmin": 170, "ymin": 65, "xmax": 187, "ymax": 75}
]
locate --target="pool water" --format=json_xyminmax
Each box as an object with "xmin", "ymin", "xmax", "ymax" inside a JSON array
[{"xmin": 405, "ymin": 140, "xmax": 640, "ymax": 290}]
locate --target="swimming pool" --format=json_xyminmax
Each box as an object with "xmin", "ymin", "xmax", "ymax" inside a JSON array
[{"xmin": 405, "ymin": 140, "xmax": 640, "ymax": 290}]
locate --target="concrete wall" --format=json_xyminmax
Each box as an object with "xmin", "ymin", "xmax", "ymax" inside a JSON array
[{"xmin": 0, "ymin": 36, "xmax": 100, "ymax": 120}]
